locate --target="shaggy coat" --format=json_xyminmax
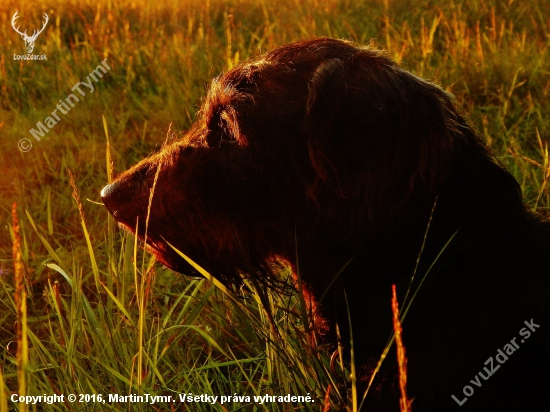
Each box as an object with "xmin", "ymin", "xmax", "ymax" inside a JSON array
[{"xmin": 102, "ymin": 38, "xmax": 550, "ymax": 411}]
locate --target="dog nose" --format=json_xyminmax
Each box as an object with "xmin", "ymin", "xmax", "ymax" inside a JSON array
[
  {"xmin": 101, "ymin": 181, "xmax": 122, "ymax": 213},
  {"xmin": 101, "ymin": 182, "xmax": 115, "ymax": 200},
  {"xmin": 101, "ymin": 168, "xmax": 151, "ymax": 227}
]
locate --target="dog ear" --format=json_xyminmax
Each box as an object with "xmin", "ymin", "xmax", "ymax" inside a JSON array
[
  {"xmin": 305, "ymin": 52, "xmax": 456, "ymax": 201},
  {"xmin": 304, "ymin": 50, "xmax": 526, "ymax": 229}
]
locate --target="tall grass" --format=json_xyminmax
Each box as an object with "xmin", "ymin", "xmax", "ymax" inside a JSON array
[{"xmin": 0, "ymin": 0, "xmax": 549, "ymax": 410}]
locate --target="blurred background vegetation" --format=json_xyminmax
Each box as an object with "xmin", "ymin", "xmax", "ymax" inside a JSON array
[{"xmin": 0, "ymin": 0, "xmax": 548, "ymax": 410}]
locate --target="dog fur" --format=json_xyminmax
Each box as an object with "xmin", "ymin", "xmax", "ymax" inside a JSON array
[{"xmin": 102, "ymin": 37, "xmax": 550, "ymax": 411}]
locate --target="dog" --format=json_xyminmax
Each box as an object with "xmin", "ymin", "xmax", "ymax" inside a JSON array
[{"xmin": 101, "ymin": 37, "xmax": 550, "ymax": 411}]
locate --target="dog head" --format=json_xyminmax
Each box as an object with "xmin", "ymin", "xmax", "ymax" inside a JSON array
[{"xmin": 101, "ymin": 37, "xmax": 525, "ymax": 286}]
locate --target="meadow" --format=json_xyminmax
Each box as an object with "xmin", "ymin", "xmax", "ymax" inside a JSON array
[{"xmin": 0, "ymin": 0, "xmax": 549, "ymax": 410}]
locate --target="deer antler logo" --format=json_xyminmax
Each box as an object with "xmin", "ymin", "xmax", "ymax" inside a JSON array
[{"xmin": 12, "ymin": 11, "xmax": 49, "ymax": 54}]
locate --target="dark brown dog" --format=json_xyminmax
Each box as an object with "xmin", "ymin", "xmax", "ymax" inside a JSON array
[{"xmin": 102, "ymin": 38, "xmax": 550, "ymax": 411}]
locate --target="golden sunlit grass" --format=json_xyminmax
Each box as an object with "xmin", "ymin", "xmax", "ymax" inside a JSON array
[
  {"xmin": 391, "ymin": 285, "xmax": 411, "ymax": 412},
  {"xmin": 11, "ymin": 204, "xmax": 27, "ymax": 412},
  {"xmin": 0, "ymin": 0, "xmax": 549, "ymax": 410}
]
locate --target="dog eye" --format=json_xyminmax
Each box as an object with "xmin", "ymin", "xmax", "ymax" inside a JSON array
[
  {"xmin": 217, "ymin": 113, "xmax": 239, "ymax": 144},
  {"xmin": 206, "ymin": 117, "xmax": 237, "ymax": 147},
  {"xmin": 221, "ymin": 132, "xmax": 237, "ymax": 143},
  {"xmin": 219, "ymin": 119, "xmax": 237, "ymax": 142}
]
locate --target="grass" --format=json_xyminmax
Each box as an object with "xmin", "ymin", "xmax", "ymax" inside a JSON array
[{"xmin": 0, "ymin": 0, "xmax": 549, "ymax": 410}]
